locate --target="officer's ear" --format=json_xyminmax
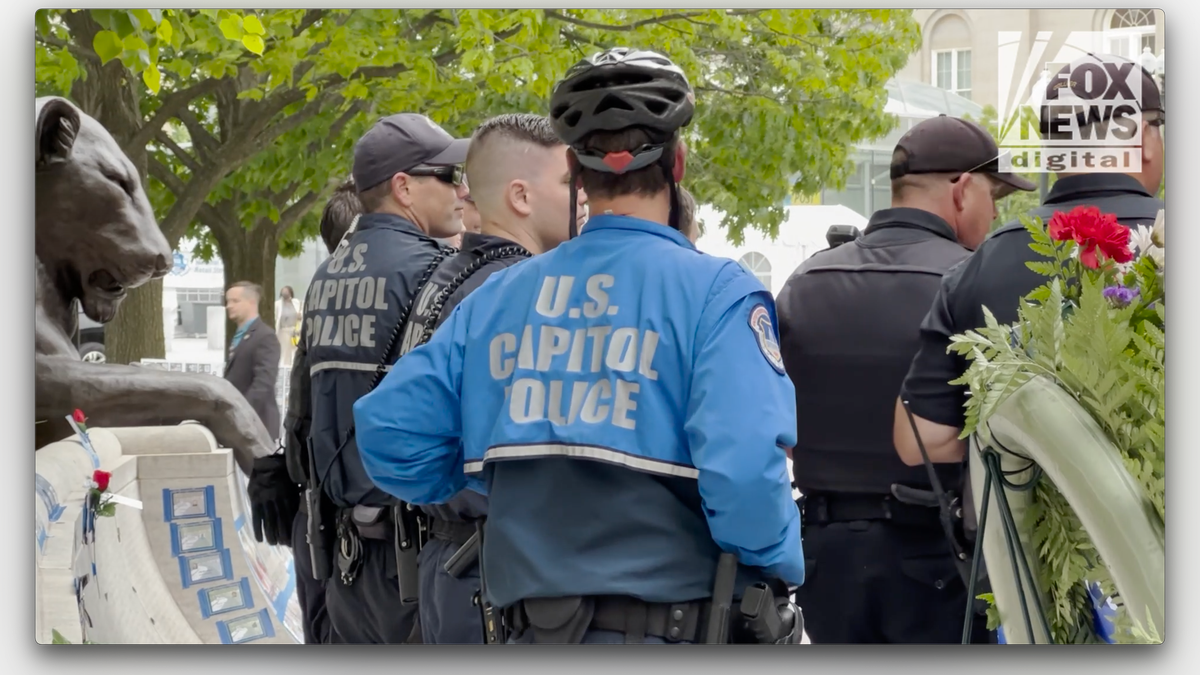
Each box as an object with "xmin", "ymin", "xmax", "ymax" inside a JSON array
[
  {"xmin": 507, "ymin": 179, "xmax": 533, "ymax": 217},
  {"xmin": 672, "ymin": 140, "xmax": 687, "ymax": 183},
  {"xmin": 390, "ymin": 173, "xmax": 414, "ymax": 208},
  {"xmin": 950, "ymin": 173, "xmax": 970, "ymax": 214}
]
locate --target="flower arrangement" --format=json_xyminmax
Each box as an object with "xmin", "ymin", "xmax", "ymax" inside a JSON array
[{"xmin": 948, "ymin": 205, "xmax": 1165, "ymax": 644}]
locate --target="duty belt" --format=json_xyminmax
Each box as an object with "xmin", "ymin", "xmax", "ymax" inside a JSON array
[
  {"xmin": 505, "ymin": 595, "xmax": 710, "ymax": 644},
  {"xmin": 800, "ymin": 492, "xmax": 941, "ymax": 528},
  {"xmin": 428, "ymin": 517, "xmax": 477, "ymax": 545}
]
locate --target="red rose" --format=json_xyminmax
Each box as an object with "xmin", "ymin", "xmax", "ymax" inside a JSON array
[
  {"xmin": 92, "ymin": 470, "xmax": 111, "ymax": 492},
  {"xmin": 72, "ymin": 409, "xmax": 87, "ymax": 424},
  {"xmin": 1047, "ymin": 206, "xmax": 1133, "ymax": 269}
]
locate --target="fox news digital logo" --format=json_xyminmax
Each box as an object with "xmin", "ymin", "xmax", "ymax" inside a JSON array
[{"xmin": 997, "ymin": 41, "xmax": 1144, "ymax": 174}]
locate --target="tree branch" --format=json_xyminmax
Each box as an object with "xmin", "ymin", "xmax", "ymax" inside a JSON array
[
  {"xmin": 154, "ymin": 131, "xmax": 202, "ymax": 175},
  {"xmin": 543, "ymin": 9, "xmax": 709, "ymax": 32},
  {"xmin": 274, "ymin": 189, "xmax": 324, "ymax": 237},
  {"xmin": 147, "ymin": 155, "xmax": 186, "ymax": 196},
  {"xmin": 35, "ymin": 32, "xmax": 100, "ymax": 66},
  {"xmin": 127, "ymin": 78, "xmax": 223, "ymax": 150},
  {"xmin": 176, "ymin": 107, "xmax": 221, "ymax": 162}
]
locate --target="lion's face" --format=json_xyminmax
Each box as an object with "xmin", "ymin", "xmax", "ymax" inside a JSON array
[{"xmin": 35, "ymin": 98, "xmax": 172, "ymax": 324}]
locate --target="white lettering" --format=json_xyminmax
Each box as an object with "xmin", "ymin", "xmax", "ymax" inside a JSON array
[
  {"xmin": 373, "ymin": 277, "xmax": 389, "ymax": 310},
  {"xmin": 535, "ymin": 276, "xmax": 574, "ymax": 318},
  {"xmin": 567, "ymin": 381, "xmax": 589, "ymax": 424},
  {"xmin": 331, "ymin": 315, "xmax": 345, "ymax": 347},
  {"xmin": 566, "ymin": 328, "xmax": 587, "ymax": 373},
  {"xmin": 583, "ymin": 274, "xmax": 614, "ymax": 318},
  {"xmin": 510, "ymin": 379, "xmax": 545, "ymax": 423},
  {"xmin": 536, "ymin": 326, "xmax": 571, "ymax": 371},
  {"xmin": 360, "ymin": 314, "xmax": 376, "ymax": 349},
  {"xmin": 605, "ymin": 327, "xmax": 638, "ymax": 372},
  {"xmin": 517, "ymin": 325, "xmax": 535, "ymax": 370},
  {"xmin": 586, "ymin": 326, "xmax": 611, "ymax": 372},
  {"xmin": 638, "ymin": 330, "xmax": 660, "ymax": 381},
  {"xmin": 489, "ymin": 333, "xmax": 517, "ymax": 379},
  {"xmin": 612, "ymin": 380, "xmax": 639, "ymax": 430},
  {"xmin": 547, "ymin": 381, "xmax": 568, "ymax": 425},
  {"xmin": 349, "ymin": 244, "xmax": 367, "ymax": 273},
  {"xmin": 343, "ymin": 278, "xmax": 360, "ymax": 308},
  {"xmin": 334, "ymin": 279, "xmax": 347, "ymax": 310},
  {"xmin": 581, "ymin": 379, "xmax": 612, "ymax": 423},
  {"xmin": 344, "ymin": 315, "xmax": 360, "ymax": 348},
  {"xmin": 319, "ymin": 314, "xmax": 336, "ymax": 345},
  {"xmin": 355, "ymin": 277, "xmax": 375, "ymax": 310},
  {"xmin": 319, "ymin": 280, "xmax": 337, "ymax": 310}
]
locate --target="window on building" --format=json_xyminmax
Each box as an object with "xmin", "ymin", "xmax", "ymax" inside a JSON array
[
  {"xmin": 176, "ymin": 288, "xmax": 224, "ymax": 304},
  {"xmin": 738, "ymin": 252, "xmax": 772, "ymax": 291},
  {"xmin": 1105, "ymin": 9, "xmax": 1156, "ymax": 60},
  {"xmin": 934, "ymin": 49, "xmax": 972, "ymax": 100}
]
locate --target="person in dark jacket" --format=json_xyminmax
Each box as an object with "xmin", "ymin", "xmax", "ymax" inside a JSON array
[
  {"xmin": 246, "ymin": 178, "xmax": 363, "ymax": 645},
  {"xmin": 776, "ymin": 115, "xmax": 1035, "ymax": 643},
  {"xmin": 894, "ymin": 56, "xmax": 1165, "ymax": 469},
  {"xmin": 398, "ymin": 112, "xmax": 587, "ymax": 644},
  {"xmin": 223, "ymin": 281, "xmax": 281, "ymax": 440}
]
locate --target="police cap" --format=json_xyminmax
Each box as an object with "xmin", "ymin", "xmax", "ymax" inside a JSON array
[
  {"xmin": 352, "ymin": 113, "xmax": 469, "ymax": 192},
  {"xmin": 889, "ymin": 115, "xmax": 1036, "ymax": 198}
]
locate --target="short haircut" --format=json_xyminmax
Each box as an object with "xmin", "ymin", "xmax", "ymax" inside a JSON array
[
  {"xmin": 577, "ymin": 128, "xmax": 677, "ymax": 200},
  {"xmin": 230, "ymin": 281, "xmax": 263, "ymax": 303},
  {"xmin": 320, "ymin": 178, "xmax": 363, "ymax": 253},
  {"xmin": 466, "ymin": 114, "xmax": 563, "ymax": 208}
]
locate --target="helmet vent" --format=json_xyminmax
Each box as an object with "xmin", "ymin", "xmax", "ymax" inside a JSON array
[{"xmin": 594, "ymin": 93, "xmax": 635, "ymax": 114}]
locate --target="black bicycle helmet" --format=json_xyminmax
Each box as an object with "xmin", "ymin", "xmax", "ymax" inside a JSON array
[
  {"xmin": 550, "ymin": 48, "xmax": 696, "ymax": 238},
  {"xmin": 550, "ymin": 48, "xmax": 695, "ymax": 151}
]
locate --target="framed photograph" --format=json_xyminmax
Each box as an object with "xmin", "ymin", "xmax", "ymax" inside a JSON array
[
  {"xmin": 163, "ymin": 487, "xmax": 215, "ymax": 521},
  {"xmin": 199, "ymin": 363, "xmax": 213, "ymax": 374},
  {"xmin": 170, "ymin": 518, "xmax": 222, "ymax": 555},
  {"xmin": 217, "ymin": 609, "xmax": 275, "ymax": 644},
  {"xmin": 186, "ymin": 363, "xmax": 201, "ymax": 373},
  {"xmin": 168, "ymin": 362, "xmax": 184, "ymax": 372},
  {"xmin": 178, "ymin": 549, "xmax": 232, "ymax": 588},
  {"xmin": 198, "ymin": 578, "xmax": 253, "ymax": 618}
]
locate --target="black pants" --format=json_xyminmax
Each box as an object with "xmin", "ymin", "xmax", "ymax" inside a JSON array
[
  {"xmin": 324, "ymin": 534, "xmax": 420, "ymax": 644},
  {"xmin": 291, "ymin": 509, "xmax": 331, "ymax": 644},
  {"xmin": 795, "ymin": 520, "xmax": 991, "ymax": 644}
]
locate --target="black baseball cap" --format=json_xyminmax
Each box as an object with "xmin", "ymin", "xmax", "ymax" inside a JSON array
[
  {"xmin": 890, "ymin": 114, "xmax": 1037, "ymax": 197},
  {"xmin": 352, "ymin": 113, "xmax": 469, "ymax": 192},
  {"xmin": 1039, "ymin": 53, "xmax": 1164, "ymax": 137}
]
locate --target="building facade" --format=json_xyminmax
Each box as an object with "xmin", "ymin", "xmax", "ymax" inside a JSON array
[{"xmin": 898, "ymin": 9, "xmax": 1164, "ymax": 110}]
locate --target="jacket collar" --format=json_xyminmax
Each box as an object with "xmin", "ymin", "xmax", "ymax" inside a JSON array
[
  {"xmin": 579, "ymin": 214, "xmax": 695, "ymax": 250},
  {"xmin": 863, "ymin": 207, "xmax": 958, "ymax": 243},
  {"xmin": 355, "ymin": 212, "xmax": 435, "ymax": 241},
  {"xmin": 1044, "ymin": 174, "xmax": 1154, "ymax": 204}
]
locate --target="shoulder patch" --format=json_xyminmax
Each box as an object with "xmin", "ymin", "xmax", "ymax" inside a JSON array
[{"xmin": 748, "ymin": 304, "xmax": 786, "ymax": 375}]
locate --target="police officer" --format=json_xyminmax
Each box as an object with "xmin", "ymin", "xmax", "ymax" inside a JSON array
[
  {"xmin": 303, "ymin": 113, "xmax": 468, "ymax": 644},
  {"xmin": 396, "ymin": 112, "xmax": 587, "ymax": 644},
  {"xmin": 353, "ymin": 48, "xmax": 804, "ymax": 645},
  {"xmin": 894, "ymin": 55, "xmax": 1164, "ymax": 469},
  {"xmin": 776, "ymin": 115, "xmax": 1035, "ymax": 644},
  {"xmin": 246, "ymin": 178, "xmax": 363, "ymax": 645}
]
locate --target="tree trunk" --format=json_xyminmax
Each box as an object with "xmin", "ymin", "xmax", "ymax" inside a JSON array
[{"xmin": 214, "ymin": 222, "xmax": 279, "ymax": 362}]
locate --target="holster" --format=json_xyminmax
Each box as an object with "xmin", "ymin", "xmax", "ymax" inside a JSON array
[
  {"xmin": 305, "ymin": 486, "xmax": 336, "ymax": 582},
  {"xmin": 393, "ymin": 503, "xmax": 424, "ymax": 605}
]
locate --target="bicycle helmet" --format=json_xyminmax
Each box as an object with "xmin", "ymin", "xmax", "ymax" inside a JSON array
[{"xmin": 549, "ymin": 48, "xmax": 696, "ymax": 237}]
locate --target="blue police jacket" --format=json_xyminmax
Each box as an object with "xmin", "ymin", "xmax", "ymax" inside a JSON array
[
  {"xmin": 304, "ymin": 212, "xmax": 449, "ymax": 508},
  {"xmin": 354, "ymin": 214, "xmax": 804, "ymax": 606}
]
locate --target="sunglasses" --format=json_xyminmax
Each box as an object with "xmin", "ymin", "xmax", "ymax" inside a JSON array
[{"xmin": 408, "ymin": 164, "xmax": 464, "ymax": 186}]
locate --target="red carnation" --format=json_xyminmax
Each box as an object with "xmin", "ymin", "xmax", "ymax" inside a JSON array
[
  {"xmin": 1047, "ymin": 206, "xmax": 1133, "ymax": 269},
  {"xmin": 72, "ymin": 409, "xmax": 87, "ymax": 424},
  {"xmin": 92, "ymin": 470, "xmax": 111, "ymax": 492}
]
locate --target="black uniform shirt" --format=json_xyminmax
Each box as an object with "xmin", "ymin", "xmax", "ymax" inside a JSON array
[
  {"xmin": 900, "ymin": 174, "xmax": 1164, "ymax": 429},
  {"xmin": 777, "ymin": 207, "xmax": 970, "ymax": 494}
]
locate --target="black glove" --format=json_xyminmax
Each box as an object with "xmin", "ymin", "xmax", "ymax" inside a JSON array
[{"xmin": 247, "ymin": 455, "xmax": 302, "ymax": 547}]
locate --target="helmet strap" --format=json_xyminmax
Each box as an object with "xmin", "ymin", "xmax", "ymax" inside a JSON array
[{"xmin": 568, "ymin": 162, "xmax": 582, "ymax": 239}]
